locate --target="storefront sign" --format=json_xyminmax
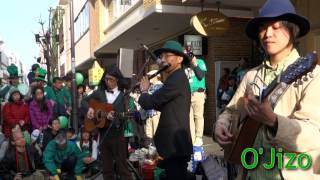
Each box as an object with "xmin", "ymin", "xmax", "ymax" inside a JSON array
[
  {"xmin": 88, "ymin": 61, "xmax": 104, "ymax": 86},
  {"xmin": 191, "ymin": 10, "xmax": 230, "ymax": 36},
  {"xmin": 184, "ymin": 35, "xmax": 202, "ymax": 55}
]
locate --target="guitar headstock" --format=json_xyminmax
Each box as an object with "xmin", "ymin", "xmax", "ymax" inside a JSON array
[{"xmin": 280, "ymin": 52, "xmax": 318, "ymax": 84}]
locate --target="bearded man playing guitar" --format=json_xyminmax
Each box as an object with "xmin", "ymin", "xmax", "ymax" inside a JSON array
[
  {"xmin": 213, "ymin": 0, "xmax": 320, "ymax": 179},
  {"xmin": 82, "ymin": 64, "xmax": 132, "ymax": 180}
]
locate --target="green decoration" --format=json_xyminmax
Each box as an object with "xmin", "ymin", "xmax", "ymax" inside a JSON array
[
  {"xmin": 75, "ymin": 72, "xmax": 84, "ymax": 85},
  {"xmin": 58, "ymin": 116, "xmax": 69, "ymax": 129}
]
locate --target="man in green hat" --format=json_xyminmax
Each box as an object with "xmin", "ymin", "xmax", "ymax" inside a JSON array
[
  {"xmin": 24, "ymin": 67, "xmax": 47, "ymax": 102},
  {"xmin": 138, "ymin": 40, "xmax": 193, "ymax": 180},
  {"xmin": 33, "ymin": 67, "xmax": 47, "ymax": 86},
  {"xmin": 0, "ymin": 64, "xmax": 22, "ymax": 102},
  {"xmin": 27, "ymin": 64, "xmax": 40, "ymax": 84}
]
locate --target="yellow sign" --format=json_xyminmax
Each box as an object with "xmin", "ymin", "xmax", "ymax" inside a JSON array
[
  {"xmin": 88, "ymin": 61, "xmax": 104, "ymax": 86},
  {"xmin": 191, "ymin": 10, "xmax": 230, "ymax": 36}
]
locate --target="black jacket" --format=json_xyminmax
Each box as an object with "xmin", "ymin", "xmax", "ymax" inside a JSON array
[
  {"xmin": 0, "ymin": 144, "xmax": 41, "ymax": 179},
  {"xmin": 42, "ymin": 128, "xmax": 58, "ymax": 150},
  {"xmin": 138, "ymin": 68, "xmax": 193, "ymax": 158}
]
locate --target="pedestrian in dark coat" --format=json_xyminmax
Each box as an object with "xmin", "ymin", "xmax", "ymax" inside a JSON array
[{"xmin": 138, "ymin": 40, "xmax": 193, "ymax": 180}]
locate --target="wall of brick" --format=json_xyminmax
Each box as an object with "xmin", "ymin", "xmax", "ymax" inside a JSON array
[{"xmin": 203, "ymin": 17, "xmax": 252, "ymax": 135}]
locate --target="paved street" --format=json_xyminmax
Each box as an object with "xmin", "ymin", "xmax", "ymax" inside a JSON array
[{"xmin": 90, "ymin": 135, "xmax": 224, "ymax": 180}]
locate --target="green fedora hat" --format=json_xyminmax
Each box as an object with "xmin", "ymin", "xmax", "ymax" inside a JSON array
[
  {"xmin": 34, "ymin": 67, "xmax": 47, "ymax": 82},
  {"xmin": 154, "ymin": 40, "xmax": 190, "ymax": 66}
]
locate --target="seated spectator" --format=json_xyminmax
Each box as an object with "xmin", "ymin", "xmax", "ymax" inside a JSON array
[
  {"xmin": 42, "ymin": 117, "xmax": 60, "ymax": 150},
  {"xmin": 1, "ymin": 126, "xmax": 44, "ymax": 180},
  {"xmin": 29, "ymin": 86, "xmax": 54, "ymax": 130},
  {"xmin": 0, "ymin": 131, "xmax": 9, "ymax": 161},
  {"xmin": 2, "ymin": 88, "xmax": 30, "ymax": 138},
  {"xmin": 66, "ymin": 128, "xmax": 77, "ymax": 143},
  {"xmin": 77, "ymin": 129, "xmax": 99, "ymax": 177},
  {"xmin": 43, "ymin": 131, "xmax": 83, "ymax": 180}
]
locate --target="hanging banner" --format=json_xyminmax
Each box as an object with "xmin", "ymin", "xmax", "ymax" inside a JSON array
[
  {"xmin": 191, "ymin": 10, "xmax": 230, "ymax": 37},
  {"xmin": 88, "ymin": 61, "xmax": 104, "ymax": 86}
]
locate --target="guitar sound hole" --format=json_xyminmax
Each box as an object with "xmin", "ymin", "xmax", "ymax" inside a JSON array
[{"xmin": 96, "ymin": 111, "xmax": 102, "ymax": 122}]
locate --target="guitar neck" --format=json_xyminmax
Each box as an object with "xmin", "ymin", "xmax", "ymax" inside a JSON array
[{"xmin": 260, "ymin": 78, "xmax": 280, "ymax": 100}]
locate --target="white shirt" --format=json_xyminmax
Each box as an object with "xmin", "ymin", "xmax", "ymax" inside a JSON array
[
  {"xmin": 105, "ymin": 87, "xmax": 120, "ymax": 104},
  {"xmin": 76, "ymin": 140, "xmax": 98, "ymax": 160}
]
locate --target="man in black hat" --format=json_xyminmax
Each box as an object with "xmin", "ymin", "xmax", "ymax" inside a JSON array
[
  {"xmin": 214, "ymin": 0, "xmax": 320, "ymax": 179},
  {"xmin": 139, "ymin": 40, "xmax": 193, "ymax": 180},
  {"xmin": 82, "ymin": 64, "xmax": 132, "ymax": 180}
]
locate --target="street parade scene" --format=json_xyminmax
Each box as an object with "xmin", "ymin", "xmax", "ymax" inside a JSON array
[{"xmin": 0, "ymin": 0, "xmax": 320, "ymax": 179}]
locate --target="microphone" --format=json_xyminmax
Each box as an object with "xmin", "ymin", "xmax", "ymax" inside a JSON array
[{"xmin": 140, "ymin": 44, "xmax": 164, "ymax": 65}]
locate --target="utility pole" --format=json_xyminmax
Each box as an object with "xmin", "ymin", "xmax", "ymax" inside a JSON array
[{"xmin": 69, "ymin": 0, "xmax": 78, "ymax": 133}]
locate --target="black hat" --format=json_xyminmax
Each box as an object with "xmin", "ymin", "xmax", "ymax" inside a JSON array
[
  {"xmin": 105, "ymin": 64, "xmax": 124, "ymax": 80},
  {"xmin": 246, "ymin": 0, "xmax": 310, "ymax": 40}
]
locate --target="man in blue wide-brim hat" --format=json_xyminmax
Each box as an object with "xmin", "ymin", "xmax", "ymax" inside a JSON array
[{"xmin": 214, "ymin": 0, "xmax": 320, "ymax": 179}]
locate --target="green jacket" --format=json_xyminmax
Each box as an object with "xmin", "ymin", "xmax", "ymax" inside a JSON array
[
  {"xmin": 44, "ymin": 86, "xmax": 71, "ymax": 106},
  {"xmin": 43, "ymin": 140, "xmax": 83, "ymax": 175}
]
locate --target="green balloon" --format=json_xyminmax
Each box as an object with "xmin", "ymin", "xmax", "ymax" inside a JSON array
[
  {"xmin": 75, "ymin": 72, "xmax": 84, "ymax": 85},
  {"xmin": 58, "ymin": 116, "xmax": 69, "ymax": 129}
]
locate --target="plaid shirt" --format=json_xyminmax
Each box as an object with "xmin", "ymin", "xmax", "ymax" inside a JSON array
[{"xmin": 29, "ymin": 99, "xmax": 53, "ymax": 130}]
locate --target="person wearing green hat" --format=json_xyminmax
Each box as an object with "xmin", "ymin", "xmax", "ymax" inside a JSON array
[
  {"xmin": 27, "ymin": 64, "xmax": 40, "ymax": 85},
  {"xmin": 138, "ymin": 40, "xmax": 193, "ymax": 180},
  {"xmin": 214, "ymin": 0, "xmax": 320, "ymax": 179},
  {"xmin": 32, "ymin": 67, "xmax": 47, "ymax": 87},
  {"xmin": 0, "ymin": 64, "xmax": 22, "ymax": 102}
]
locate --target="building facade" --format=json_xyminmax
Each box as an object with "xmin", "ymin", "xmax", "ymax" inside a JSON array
[{"xmin": 56, "ymin": 0, "xmax": 320, "ymax": 134}]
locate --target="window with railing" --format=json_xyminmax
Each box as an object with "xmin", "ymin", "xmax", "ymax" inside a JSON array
[
  {"xmin": 104, "ymin": 0, "xmax": 140, "ymax": 27},
  {"xmin": 74, "ymin": 2, "xmax": 89, "ymax": 42}
]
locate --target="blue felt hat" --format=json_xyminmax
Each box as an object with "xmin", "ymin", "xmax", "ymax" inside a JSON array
[{"xmin": 246, "ymin": 0, "xmax": 310, "ymax": 40}]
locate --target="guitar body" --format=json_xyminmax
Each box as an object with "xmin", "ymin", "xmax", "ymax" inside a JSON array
[
  {"xmin": 84, "ymin": 99, "xmax": 113, "ymax": 132},
  {"xmin": 224, "ymin": 117, "xmax": 261, "ymax": 164}
]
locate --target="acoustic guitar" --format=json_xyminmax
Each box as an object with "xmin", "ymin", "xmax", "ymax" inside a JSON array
[
  {"xmin": 224, "ymin": 52, "xmax": 318, "ymax": 164},
  {"xmin": 84, "ymin": 99, "xmax": 136, "ymax": 132}
]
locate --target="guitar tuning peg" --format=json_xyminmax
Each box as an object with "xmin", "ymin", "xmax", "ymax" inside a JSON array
[
  {"xmin": 293, "ymin": 82, "xmax": 299, "ymax": 87},
  {"xmin": 298, "ymin": 79, "xmax": 303, "ymax": 85},
  {"xmin": 309, "ymin": 73, "xmax": 314, "ymax": 78},
  {"xmin": 303, "ymin": 76, "xmax": 308, "ymax": 82}
]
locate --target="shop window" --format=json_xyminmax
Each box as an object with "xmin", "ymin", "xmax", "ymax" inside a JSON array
[{"xmin": 74, "ymin": 2, "xmax": 89, "ymax": 42}]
